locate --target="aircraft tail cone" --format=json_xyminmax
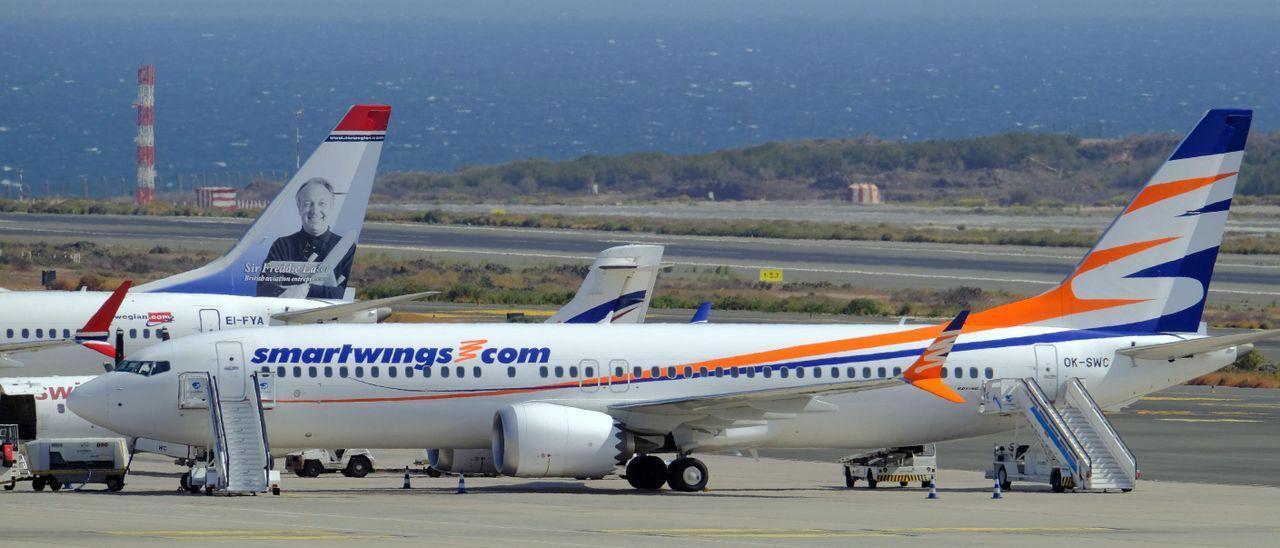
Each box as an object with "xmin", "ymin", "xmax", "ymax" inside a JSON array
[
  {"xmin": 456, "ymin": 474, "xmax": 467, "ymax": 494},
  {"xmin": 402, "ymin": 466, "xmax": 411, "ymax": 489}
]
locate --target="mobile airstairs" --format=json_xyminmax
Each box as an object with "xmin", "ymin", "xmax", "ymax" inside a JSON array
[
  {"xmin": 180, "ymin": 371, "xmax": 279, "ymax": 495},
  {"xmin": 980, "ymin": 377, "xmax": 1137, "ymax": 492}
]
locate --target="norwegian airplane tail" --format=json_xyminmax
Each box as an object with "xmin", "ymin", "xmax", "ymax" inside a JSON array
[{"xmin": 136, "ymin": 104, "xmax": 390, "ymax": 299}]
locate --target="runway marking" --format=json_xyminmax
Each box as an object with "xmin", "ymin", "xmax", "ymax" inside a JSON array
[
  {"xmin": 601, "ymin": 526, "xmax": 1123, "ymax": 539},
  {"xmin": 1156, "ymin": 418, "xmax": 1264, "ymax": 423},
  {"xmin": 101, "ymin": 529, "xmax": 391, "ymax": 541},
  {"xmin": 1133, "ymin": 410, "xmax": 1194, "ymax": 415},
  {"xmin": 1139, "ymin": 396, "xmax": 1240, "ymax": 402}
]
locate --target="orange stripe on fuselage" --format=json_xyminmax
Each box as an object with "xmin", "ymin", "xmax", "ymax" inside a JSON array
[{"xmin": 1124, "ymin": 172, "xmax": 1236, "ymax": 215}]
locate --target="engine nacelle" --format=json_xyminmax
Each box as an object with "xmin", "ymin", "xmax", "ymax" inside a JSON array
[
  {"xmin": 425, "ymin": 448, "xmax": 497, "ymax": 475},
  {"xmin": 492, "ymin": 402, "xmax": 630, "ymax": 478}
]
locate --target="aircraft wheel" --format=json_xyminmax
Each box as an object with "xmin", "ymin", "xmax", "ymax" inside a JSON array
[
  {"xmin": 865, "ymin": 470, "xmax": 878, "ymax": 489},
  {"xmin": 666, "ymin": 457, "xmax": 708, "ymax": 492},
  {"xmin": 425, "ymin": 466, "xmax": 443, "ymax": 478},
  {"xmin": 843, "ymin": 467, "xmax": 855, "ymax": 488},
  {"xmin": 48, "ymin": 478, "xmax": 62, "ymax": 492},
  {"xmin": 106, "ymin": 476, "xmax": 124, "ymax": 492},
  {"xmin": 272, "ymin": 486, "xmax": 281, "ymax": 496},
  {"xmin": 899, "ymin": 481, "xmax": 908, "ymax": 487},
  {"xmin": 204, "ymin": 485, "xmax": 215, "ymax": 496},
  {"xmin": 3, "ymin": 482, "xmax": 14, "ymax": 491},
  {"xmin": 624, "ymin": 455, "xmax": 667, "ymax": 490},
  {"xmin": 921, "ymin": 480, "xmax": 933, "ymax": 488},
  {"xmin": 1050, "ymin": 469, "xmax": 1065, "ymax": 493},
  {"xmin": 997, "ymin": 467, "xmax": 1011, "ymax": 491},
  {"xmin": 32, "ymin": 476, "xmax": 45, "ymax": 491},
  {"xmin": 345, "ymin": 456, "xmax": 372, "ymax": 478},
  {"xmin": 302, "ymin": 460, "xmax": 324, "ymax": 478}
]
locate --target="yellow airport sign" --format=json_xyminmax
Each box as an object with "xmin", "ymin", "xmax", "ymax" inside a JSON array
[{"xmin": 759, "ymin": 268, "xmax": 783, "ymax": 283}]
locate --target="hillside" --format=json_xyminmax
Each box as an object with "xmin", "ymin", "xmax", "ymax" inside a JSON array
[{"xmin": 373, "ymin": 131, "xmax": 1280, "ymax": 205}]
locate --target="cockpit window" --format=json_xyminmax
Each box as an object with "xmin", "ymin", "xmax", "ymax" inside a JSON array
[{"xmin": 115, "ymin": 360, "xmax": 171, "ymax": 376}]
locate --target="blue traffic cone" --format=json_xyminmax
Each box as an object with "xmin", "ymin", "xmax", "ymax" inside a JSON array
[
  {"xmin": 456, "ymin": 474, "xmax": 467, "ymax": 494},
  {"xmin": 402, "ymin": 466, "xmax": 411, "ymax": 489},
  {"xmin": 992, "ymin": 478, "xmax": 1003, "ymax": 499},
  {"xmin": 927, "ymin": 481, "xmax": 938, "ymax": 499}
]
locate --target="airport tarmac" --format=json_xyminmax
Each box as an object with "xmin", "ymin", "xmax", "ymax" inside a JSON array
[
  {"xmin": 1, "ymin": 212, "xmax": 1277, "ymax": 306},
  {"xmin": 1, "ymin": 452, "xmax": 1276, "ymax": 546}
]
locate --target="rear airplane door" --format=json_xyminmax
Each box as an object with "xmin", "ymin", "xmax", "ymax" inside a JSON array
[
  {"xmin": 215, "ymin": 341, "xmax": 247, "ymax": 401},
  {"xmin": 199, "ymin": 309, "xmax": 221, "ymax": 332},
  {"xmin": 1033, "ymin": 344, "xmax": 1059, "ymax": 400}
]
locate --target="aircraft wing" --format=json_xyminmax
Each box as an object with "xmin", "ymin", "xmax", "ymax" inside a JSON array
[
  {"xmin": 1118, "ymin": 329, "xmax": 1280, "ymax": 361},
  {"xmin": 610, "ymin": 377, "xmax": 900, "ymax": 417},
  {"xmin": 271, "ymin": 291, "xmax": 437, "ymax": 324}
]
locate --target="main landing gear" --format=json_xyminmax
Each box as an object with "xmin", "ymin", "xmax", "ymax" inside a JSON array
[{"xmin": 625, "ymin": 455, "xmax": 709, "ymax": 492}]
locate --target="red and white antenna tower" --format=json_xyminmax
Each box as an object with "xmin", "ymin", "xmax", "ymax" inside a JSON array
[{"xmin": 134, "ymin": 64, "xmax": 156, "ymax": 205}]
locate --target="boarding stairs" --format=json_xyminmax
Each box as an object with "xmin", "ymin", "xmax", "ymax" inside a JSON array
[
  {"xmin": 981, "ymin": 377, "xmax": 1136, "ymax": 491},
  {"xmin": 202, "ymin": 372, "xmax": 273, "ymax": 494}
]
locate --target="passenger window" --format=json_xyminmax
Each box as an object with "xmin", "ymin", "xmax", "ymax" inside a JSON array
[
  {"xmin": 440, "ymin": 366, "xmax": 450, "ymax": 378},
  {"xmin": 5, "ymin": 329, "xmax": 11, "ymax": 338},
  {"xmin": 21, "ymin": 329, "xmax": 29, "ymax": 338},
  {"xmin": 63, "ymin": 329, "xmax": 71, "ymax": 338},
  {"xmin": 293, "ymin": 366, "xmax": 301, "ymax": 377},
  {"xmin": 797, "ymin": 367, "xmax": 806, "ymax": 379},
  {"xmin": 142, "ymin": 329, "xmax": 150, "ymax": 339},
  {"xmin": 554, "ymin": 366, "xmax": 564, "ymax": 378},
  {"xmin": 813, "ymin": 367, "xmax": 822, "ymax": 378},
  {"xmin": 129, "ymin": 328, "xmax": 136, "ymax": 339},
  {"xmin": 892, "ymin": 367, "xmax": 901, "ymax": 377},
  {"xmin": 422, "ymin": 367, "xmax": 432, "ymax": 378},
  {"xmin": 953, "ymin": 367, "xmax": 962, "ymax": 379},
  {"xmin": 615, "ymin": 366, "xmax": 625, "ymax": 377},
  {"xmin": 324, "ymin": 366, "xmax": 333, "ymax": 377},
  {"xmin": 539, "ymin": 366, "xmax": 548, "ymax": 378},
  {"xmin": 969, "ymin": 367, "xmax": 978, "ymax": 379},
  {"xmin": 731, "ymin": 367, "xmax": 740, "ymax": 378},
  {"xmin": 389, "ymin": 366, "xmax": 397, "ymax": 378},
  {"xmin": 308, "ymin": 367, "xmax": 317, "ymax": 378},
  {"xmin": 667, "ymin": 366, "xmax": 676, "ymax": 378},
  {"xmin": 355, "ymin": 367, "xmax": 364, "ymax": 378},
  {"xmin": 57, "ymin": 403, "xmax": 65, "ymax": 414},
  {"xmin": 941, "ymin": 367, "xmax": 948, "ymax": 378},
  {"xmin": 831, "ymin": 367, "xmax": 840, "ymax": 378},
  {"xmin": 985, "ymin": 367, "xmax": 994, "ymax": 379},
  {"xmin": 276, "ymin": 366, "xmax": 285, "ymax": 378},
  {"xmin": 585, "ymin": 366, "xmax": 594, "ymax": 377},
  {"xmin": 472, "ymin": 366, "xmax": 481, "ymax": 378},
  {"xmin": 633, "ymin": 366, "xmax": 643, "ymax": 378},
  {"xmin": 683, "ymin": 367, "xmax": 692, "ymax": 377},
  {"xmin": 877, "ymin": 367, "xmax": 886, "ymax": 378},
  {"xmin": 340, "ymin": 366, "xmax": 349, "ymax": 378},
  {"xmin": 456, "ymin": 366, "xmax": 464, "ymax": 378},
  {"xmin": 862, "ymin": 367, "xmax": 871, "ymax": 378},
  {"xmin": 650, "ymin": 366, "xmax": 660, "ymax": 378},
  {"xmin": 569, "ymin": 366, "xmax": 578, "ymax": 378},
  {"xmin": 405, "ymin": 366, "xmax": 414, "ymax": 378},
  {"xmin": 699, "ymin": 367, "xmax": 708, "ymax": 377},
  {"xmin": 508, "ymin": 366, "xmax": 516, "ymax": 378},
  {"xmin": 35, "ymin": 329, "xmax": 42, "ymax": 338},
  {"xmin": 779, "ymin": 368, "xmax": 788, "ymax": 379},
  {"xmin": 371, "ymin": 367, "xmax": 379, "ymax": 378},
  {"xmin": 746, "ymin": 367, "xmax": 755, "ymax": 378}
]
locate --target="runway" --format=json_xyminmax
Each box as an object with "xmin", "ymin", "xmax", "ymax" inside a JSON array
[
  {"xmin": 1, "ymin": 212, "xmax": 1277, "ymax": 306},
  {"xmin": 1, "ymin": 453, "xmax": 1275, "ymax": 546}
]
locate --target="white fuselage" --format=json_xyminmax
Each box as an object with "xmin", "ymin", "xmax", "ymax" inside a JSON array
[
  {"xmin": 0, "ymin": 290, "xmax": 347, "ymax": 366},
  {"xmin": 75, "ymin": 322, "xmax": 1237, "ymax": 452}
]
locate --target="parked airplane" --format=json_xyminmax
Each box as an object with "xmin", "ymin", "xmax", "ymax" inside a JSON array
[
  {"xmin": 2, "ymin": 245, "xmax": 663, "ymax": 443},
  {"xmin": 0, "ymin": 105, "xmax": 402, "ymax": 370},
  {"xmin": 73, "ymin": 109, "xmax": 1266, "ymax": 492}
]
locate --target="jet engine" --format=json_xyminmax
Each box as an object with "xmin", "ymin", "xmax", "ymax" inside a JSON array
[
  {"xmin": 492, "ymin": 402, "xmax": 636, "ymax": 478},
  {"xmin": 425, "ymin": 448, "xmax": 497, "ymax": 476}
]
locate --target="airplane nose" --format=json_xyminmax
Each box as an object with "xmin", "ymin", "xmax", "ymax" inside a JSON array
[{"xmin": 68, "ymin": 375, "xmax": 112, "ymax": 427}]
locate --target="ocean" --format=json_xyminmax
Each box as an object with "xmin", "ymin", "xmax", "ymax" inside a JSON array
[{"xmin": 1, "ymin": 0, "xmax": 1277, "ymax": 196}]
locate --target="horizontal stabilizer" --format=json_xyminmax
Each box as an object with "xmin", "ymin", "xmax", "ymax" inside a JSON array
[
  {"xmin": 271, "ymin": 291, "xmax": 437, "ymax": 324},
  {"xmin": 1118, "ymin": 329, "xmax": 1280, "ymax": 360}
]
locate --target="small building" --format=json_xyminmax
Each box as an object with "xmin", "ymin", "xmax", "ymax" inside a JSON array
[
  {"xmin": 195, "ymin": 186, "xmax": 237, "ymax": 209},
  {"xmin": 846, "ymin": 183, "xmax": 882, "ymax": 204}
]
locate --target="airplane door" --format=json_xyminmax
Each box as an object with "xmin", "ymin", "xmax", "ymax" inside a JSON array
[
  {"xmin": 199, "ymin": 309, "xmax": 222, "ymax": 333},
  {"xmin": 215, "ymin": 341, "xmax": 247, "ymax": 401},
  {"xmin": 607, "ymin": 359, "xmax": 630, "ymax": 393},
  {"xmin": 1033, "ymin": 344, "xmax": 1059, "ymax": 400},
  {"xmin": 578, "ymin": 359, "xmax": 601, "ymax": 393}
]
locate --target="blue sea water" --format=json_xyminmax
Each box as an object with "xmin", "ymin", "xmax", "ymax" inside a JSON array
[{"xmin": 0, "ymin": 0, "xmax": 1277, "ymax": 196}]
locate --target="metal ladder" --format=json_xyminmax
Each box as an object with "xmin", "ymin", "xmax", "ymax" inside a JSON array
[
  {"xmin": 981, "ymin": 377, "xmax": 1136, "ymax": 491},
  {"xmin": 203, "ymin": 372, "xmax": 273, "ymax": 494}
]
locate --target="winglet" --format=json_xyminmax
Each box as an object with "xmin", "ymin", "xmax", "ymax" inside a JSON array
[
  {"xmin": 76, "ymin": 281, "xmax": 131, "ymax": 357},
  {"xmin": 902, "ymin": 310, "xmax": 968, "ymax": 403},
  {"xmin": 690, "ymin": 302, "xmax": 712, "ymax": 324}
]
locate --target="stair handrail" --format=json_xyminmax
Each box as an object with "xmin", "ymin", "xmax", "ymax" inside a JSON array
[
  {"xmin": 204, "ymin": 373, "xmax": 231, "ymax": 490},
  {"xmin": 1018, "ymin": 377, "xmax": 1092, "ymax": 485},
  {"xmin": 249, "ymin": 372, "xmax": 274, "ymax": 479},
  {"xmin": 1065, "ymin": 377, "xmax": 1137, "ymax": 484}
]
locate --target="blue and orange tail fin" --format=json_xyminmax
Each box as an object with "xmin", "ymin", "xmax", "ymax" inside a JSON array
[
  {"xmin": 902, "ymin": 310, "xmax": 968, "ymax": 403},
  {"xmin": 974, "ymin": 109, "xmax": 1251, "ymax": 334}
]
